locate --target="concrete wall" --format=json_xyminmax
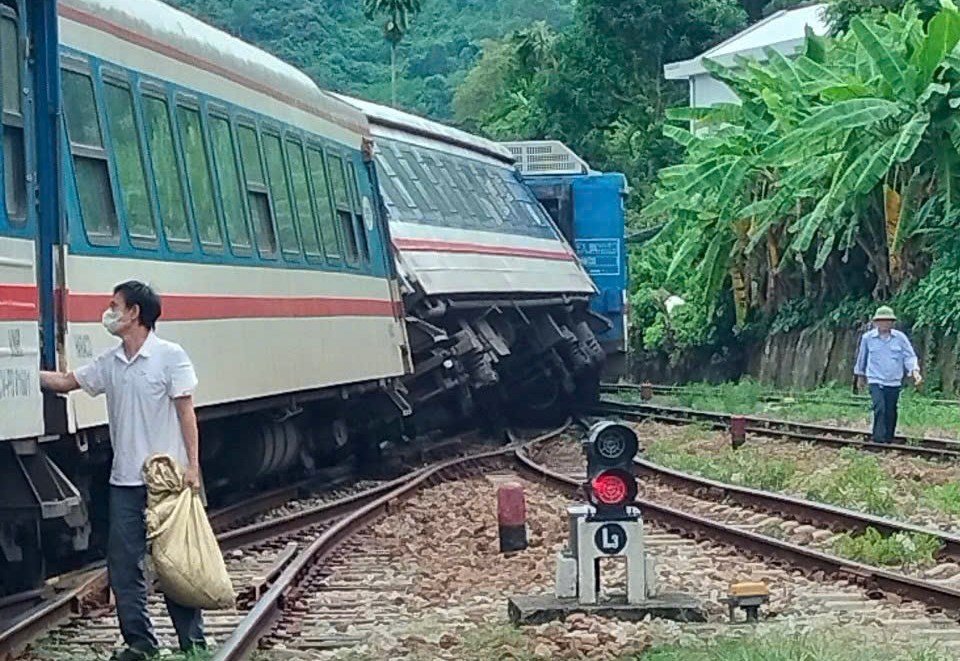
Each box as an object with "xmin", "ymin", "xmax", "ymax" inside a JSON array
[
  {"xmin": 633, "ymin": 325, "xmax": 960, "ymax": 393},
  {"xmin": 747, "ymin": 326, "xmax": 960, "ymax": 393}
]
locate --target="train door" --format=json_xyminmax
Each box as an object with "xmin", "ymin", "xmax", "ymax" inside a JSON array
[
  {"xmin": 0, "ymin": 0, "xmax": 76, "ymax": 595},
  {"xmin": 0, "ymin": 0, "xmax": 42, "ymax": 444}
]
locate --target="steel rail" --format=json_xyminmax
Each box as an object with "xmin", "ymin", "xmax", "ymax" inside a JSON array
[
  {"xmin": 0, "ymin": 569, "xmax": 108, "ymax": 661},
  {"xmin": 209, "ymin": 423, "xmax": 572, "ymax": 661},
  {"xmin": 632, "ymin": 458, "xmax": 960, "ymax": 560},
  {"xmin": 0, "ymin": 472, "xmax": 352, "ymax": 660},
  {"xmin": 513, "ymin": 445, "xmax": 960, "ymax": 616},
  {"xmin": 592, "ymin": 399, "xmax": 960, "ymax": 459},
  {"xmin": 600, "ymin": 382, "xmax": 960, "ymax": 408}
]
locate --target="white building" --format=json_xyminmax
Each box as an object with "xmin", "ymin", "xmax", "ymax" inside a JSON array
[{"xmin": 664, "ymin": 3, "xmax": 829, "ymax": 108}]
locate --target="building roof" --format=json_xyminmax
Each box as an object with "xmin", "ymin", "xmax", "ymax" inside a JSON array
[{"xmin": 664, "ymin": 3, "xmax": 829, "ymax": 80}]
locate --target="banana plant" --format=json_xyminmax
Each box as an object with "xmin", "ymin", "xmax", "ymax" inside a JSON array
[{"xmin": 643, "ymin": 0, "xmax": 960, "ymax": 320}]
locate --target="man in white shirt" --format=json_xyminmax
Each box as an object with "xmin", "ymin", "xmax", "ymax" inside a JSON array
[{"xmin": 40, "ymin": 281, "xmax": 205, "ymax": 661}]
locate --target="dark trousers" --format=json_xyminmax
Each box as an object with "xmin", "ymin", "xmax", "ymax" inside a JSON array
[
  {"xmin": 869, "ymin": 384, "xmax": 901, "ymax": 443},
  {"xmin": 108, "ymin": 486, "xmax": 205, "ymax": 653}
]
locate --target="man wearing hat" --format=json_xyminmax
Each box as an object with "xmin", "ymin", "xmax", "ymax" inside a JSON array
[{"xmin": 854, "ymin": 306, "xmax": 922, "ymax": 443}]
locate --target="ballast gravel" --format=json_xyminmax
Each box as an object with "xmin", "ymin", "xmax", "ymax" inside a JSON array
[{"xmin": 255, "ymin": 474, "xmax": 957, "ymax": 661}]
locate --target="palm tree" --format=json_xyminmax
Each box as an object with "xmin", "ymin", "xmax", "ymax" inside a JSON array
[{"xmin": 362, "ymin": 0, "xmax": 423, "ymax": 106}]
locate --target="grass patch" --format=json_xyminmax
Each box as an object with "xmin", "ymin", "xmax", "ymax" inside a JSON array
[
  {"xmin": 831, "ymin": 527, "xmax": 942, "ymax": 568},
  {"xmin": 630, "ymin": 379, "xmax": 960, "ymax": 437},
  {"xmin": 921, "ymin": 482, "xmax": 960, "ymax": 515},
  {"xmin": 646, "ymin": 440, "xmax": 797, "ymax": 491},
  {"xmin": 797, "ymin": 447, "xmax": 899, "ymax": 516},
  {"xmin": 633, "ymin": 629, "xmax": 950, "ymax": 661}
]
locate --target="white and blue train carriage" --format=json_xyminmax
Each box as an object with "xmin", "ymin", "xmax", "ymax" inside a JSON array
[
  {"xmin": 335, "ymin": 94, "xmax": 608, "ymax": 420},
  {"xmin": 0, "ymin": 0, "xmax": 412, "ymax": 592}
]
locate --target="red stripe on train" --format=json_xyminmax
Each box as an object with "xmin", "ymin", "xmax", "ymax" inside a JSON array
[
  {"xmin": 1, "ymin": 285, "xmax": 398, "ymax": 322},
  {"xmin": 0, "ymin": 284, "xmax": 39, "ymax": 321},
  {"xmin": 392, "ymin": 237, "xmax": 575, "ymax": 261},
  {"xmin": 67, "ymin": 293, "xmax": 398, "ymax": 322}
]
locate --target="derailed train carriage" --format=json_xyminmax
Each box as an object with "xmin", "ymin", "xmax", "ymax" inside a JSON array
[
  {"xmin": 0, "ymin": 0, "xmax": 607, "ymax": 593},
  {"xmin": 334, "ymin": 95, "xmax": 608, "ymax": 427}
]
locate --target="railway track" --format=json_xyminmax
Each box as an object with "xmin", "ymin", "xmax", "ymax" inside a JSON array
[
  {"xmin": 522, "ymin": 431, "xmax": 960, "ymax": 618},
  {"xmin": 592, "ymin": 398, "xmax": 960, "ymax": 460},
  {"xmin": 601, "ymin": 381, "xmax": 960, "ymax": 408},
  {"xmin": 0, "ymin": 469, "xmax": 364, "ymax": 661},
  {"xmin": 223, "ymin": 428, "xmax": 960, "ymax": 656},
  {"xmin": 12, "ymin": 422, "xmax": 960, "ymax": 659},
  {"xmin": 2, "ymin": 430, "xmax": 550, "ymax": 660}
]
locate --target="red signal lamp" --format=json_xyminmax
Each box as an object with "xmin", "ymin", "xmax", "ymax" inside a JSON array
[{"xmin": 589, "ymin": 468, "xmax": 637, "ymax": 508}]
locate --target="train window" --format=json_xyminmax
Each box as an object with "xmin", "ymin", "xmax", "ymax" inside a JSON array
[
  {"xmin": 103, "ymin": 82, "xmax": 155, "ymax": 242},
  {"xmin": 63, "ymin": 70, "xmax": 102, "ymax": 148},
  {"xmin": 435, "ymin": 154, "xmax": 474, "ymax": 223},
  {"xmin": 327, "ymin": 153, "xmax": 359, "ymax": 264},
  {"xmin": 262, "ymin": 132, "xmax": 299, "ymax": 258},
  {"xmin": 286, "ymin": 138, "xmax": 321, "ymax": 258},
  {"xmin": 1, "ymin": 12, "xmax": 24, "ymax": 222},
  {"xmin": 412, "ymin": 149, "xmax": 457, "ymax": 215},
  {"xmin": 346, "ymin": 162, "xmax": 370, "ymax": 263},
  {"xmin": 62, "ymin": 69, "xmax": 118, "ymax": 241},
  {"xmin": 396, "ymin": 148, "xmax": 437, "ymax": 214},
  {"xmin": 237, "ymin": 124, "xmax": 276, "ymax": 256},
  {"xmin": 176, "ymin": 106, "xmax": 221, "ymax": 247},
  {"xmin": 307, "ymin": 147, "xmax": 340, "ymax": 260},
  {"xmin": 209, "ymin": 115, "xmax": 251, "ymax": 250},
  {"xmin": 455, "ymin": 161, "xmax": 496, "ymax": 225},
  {"xmin": 142, "ymin": 95, "xmax": 191, "ymax": 249}
]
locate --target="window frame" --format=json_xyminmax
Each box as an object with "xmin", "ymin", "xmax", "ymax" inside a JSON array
[
  {"xmin": 324, "ymin": 148, "xmax": 360, "ymax": 267},
  {"xmin": 285, "ymin": 134, "xmax": 325, "ymax": 263},
  {"xmin": 261, "ymin": 125, "xmax": 302, "ymax": 262},
  {"xmin": 345, "ymin": 160, "xmax": 370, "ymax": 264},
  {"xmin": 175, "ymin": 94, "xmax": 225, "ymax": 254},
  {"xmin": 61, "ymin": 56, "xmax": 120, "ymax": 247},
  {"xmin": 139, "ymin": 81, "xmax": 196, "ymax": 253},
  {"xmin": 306, "ymin": 141, "xmax": 343, "ymax": 264},
  {"xmin": 206, "ymin": 106, "xmax": 254, "ymax": 258},
  {"xmin": 236, "ymin": 119, "xmax": 278, "ymax": 259},
  {"xmin": 1, "ymin": 4, "xmax": 26, "ymax": 226},
  {"xmin": 99, "ymin": 67, "xmax": 159, "ymax": 250}
]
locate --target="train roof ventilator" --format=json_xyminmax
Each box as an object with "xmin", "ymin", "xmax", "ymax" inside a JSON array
[{"xmin": 507, "ymin": 422, "xmax": 705, "ymax": 625}]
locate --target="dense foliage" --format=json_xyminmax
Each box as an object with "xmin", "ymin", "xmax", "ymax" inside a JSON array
[
  {"xmin": 636, "ymin": 1, "xmax": 960, "ymax": 361},
  {"xmin": 453, "ymin": 0, "xmax": 751, "ymax": 207},
  {"xmin": 166, "ymin": 0, "xmax": 572, "ymax": 119}
]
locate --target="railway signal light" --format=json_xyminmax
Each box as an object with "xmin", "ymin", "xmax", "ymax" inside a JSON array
[{"xmin": 583, "ymin": 421, "xmax": 640, "ymax": 520}]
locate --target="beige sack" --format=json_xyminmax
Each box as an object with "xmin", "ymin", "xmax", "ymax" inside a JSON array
[{"xmin": 143, "ymin": 454, "xmax": 235, "ymax": 610}]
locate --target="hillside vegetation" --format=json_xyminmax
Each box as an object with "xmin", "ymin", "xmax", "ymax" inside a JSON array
[{"xmin": 165, "ymin": 0, "xmax": 572, "ymax": 119}]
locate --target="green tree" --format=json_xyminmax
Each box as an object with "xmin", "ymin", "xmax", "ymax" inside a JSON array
[
  {"xmin": 827, "ymin": 0, "xmax": 940, "ymax": 31},
  {"xmin": 167, "ymin": 0, "xmax": 573, "ymax": 119},
  {"xmin": 362, "ymin": 0, "xmax": 423, "ymax": 105},
  {"xmin": 643, "ymin": 1, "xmax": 960, "ymax": 327},
  {"xmin": 453, "ymin": 0, "xmax": 748, "ymax": 211}
]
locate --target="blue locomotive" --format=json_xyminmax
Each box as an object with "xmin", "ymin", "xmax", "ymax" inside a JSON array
[{"xmin": 503, "ymin": 141, "xmax": 629, "ymax": 378}]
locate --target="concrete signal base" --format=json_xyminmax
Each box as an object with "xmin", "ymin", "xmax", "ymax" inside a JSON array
[
  {"xmin": 507, "ymin": 505, "xmax": 705, "ymax": 626},
  {"xmin": 507, "ymin": 592, "xmax": 706, "ymax": 626}
]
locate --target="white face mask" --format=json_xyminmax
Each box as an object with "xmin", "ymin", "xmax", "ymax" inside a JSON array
[{"xmin": 102, "ymin": 308, "xmax": 124, "ymax": 336}]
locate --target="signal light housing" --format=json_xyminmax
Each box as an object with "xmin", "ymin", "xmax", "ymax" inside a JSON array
[{"xmin": 583, "ymin": 422, "xmax": 641, "ymax": 520}]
